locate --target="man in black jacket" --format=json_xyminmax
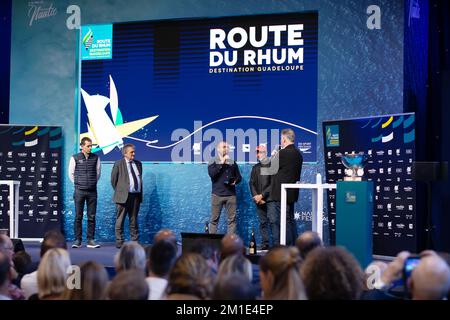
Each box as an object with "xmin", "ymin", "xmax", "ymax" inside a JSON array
[
  {"xmin": 267, "ymin": 129, "xmax": 303, "ymax": 246},
  {"xmin": 208, "ymin": 141, "xmax": 242, "ymax": 234},
  {"xmin": 249, "ymin": 145, "xmax": 271, "ymax": 250}
]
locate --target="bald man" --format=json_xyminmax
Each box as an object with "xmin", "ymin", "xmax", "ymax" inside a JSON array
[
  {"xmin": 208, "ymin": 142, "xmax": 242, "ymax": 234},
  {"xmin": 295, "ymin": 231, "xmax": 323, "ymax": 259},
  {"xmin": 220, "ymin": 234, "xmax": 245, "ymax": 261},
  {"xmin": 153, "ymin": 229, "xmax": 177, "ymax": 246},
  {"xmin": 408, "ymin": 254, "xmax": 450, "ymax": 300}
]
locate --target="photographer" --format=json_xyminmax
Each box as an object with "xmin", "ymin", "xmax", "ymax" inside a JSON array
[
  {"xmin": 366, "ymin": 250, "xmax": 450, "ymax": 300},
  {"xmin": 207, "ymin": 141, "xmax": 242, "ymax": 234}
]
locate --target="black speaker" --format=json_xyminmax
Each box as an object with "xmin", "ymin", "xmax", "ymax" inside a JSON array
[
  {"xmin": 180, "ymin": 232, "xmax": 224, "ymax": 254},
  {"xmin": 11, "ymin": 238, "xmax": 25, "ymax": 253},
  {"xmin": 412, "ymin": 162, "xmax": 448, "ymax": 182}
]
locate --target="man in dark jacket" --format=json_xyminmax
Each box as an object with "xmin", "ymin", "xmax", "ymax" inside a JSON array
[
  {"xmin": 111, "ymin": 144, "xmax": 143, "ymax": 248},
  {"xmin": 267, "ymin": 129, "xmax": 303, "ymax": 246},
  {"xmin": 68, "ymin": 137, "xmax": 101, "ymax": 248},
  {"xmin": 249, "ymin": 145, "xmax": 271, "ymax": 250},
  {"xmin": 208, "ymin": 141, "xmax": 242, "ymax": 234}
]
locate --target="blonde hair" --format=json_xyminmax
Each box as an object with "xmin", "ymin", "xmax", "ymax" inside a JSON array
[
  {"xmin": 259, "ymin": 246, "xmax": 306, "ymax": 300},
  {"xmin": 37, "ymin": 248, "xmax": 71, "ymax": 299},
  {"xmin": 216, "ymin": 254, "xmax": 253, "ymax": 283},
  {"xmin": 166, "ymin": 253, "xmax": 214, "ymax": 300}
]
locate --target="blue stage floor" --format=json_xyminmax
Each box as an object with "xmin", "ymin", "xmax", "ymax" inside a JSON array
[{"xmin": 24, "ymin": 242, "xmax": 121, "ymax": 268}]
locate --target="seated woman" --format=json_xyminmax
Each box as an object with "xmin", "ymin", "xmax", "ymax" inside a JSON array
[
  {"xmin": 259, "ymin": 246, "xmax": 306, "ymax": 300},
  {"xmin": 165, "ymin": 253, "xmax": 214, "ymax": 300},
  {"xmin": 35, "ymin": 248, "xmax": 72, "ymax": 300}
]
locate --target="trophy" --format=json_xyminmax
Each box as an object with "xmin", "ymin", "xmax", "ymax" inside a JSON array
[{"xmin": 336, "ymin": 152, "xmax": 369, "ymax": 181}]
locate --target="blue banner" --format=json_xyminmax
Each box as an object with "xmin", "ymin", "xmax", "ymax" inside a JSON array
[{"xmin": 78, "ymin": 13, "xmax": 318, "ymax": 163}]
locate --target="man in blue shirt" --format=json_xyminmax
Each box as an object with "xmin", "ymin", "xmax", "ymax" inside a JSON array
[{"xmin": 208, "ymin": 141, "xmax": 242, "ymax": 234}]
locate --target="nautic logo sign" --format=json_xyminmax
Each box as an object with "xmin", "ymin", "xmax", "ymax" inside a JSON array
[{"xmin": 326, "ymin": 125, "xmax": 340, "ymax": 147}]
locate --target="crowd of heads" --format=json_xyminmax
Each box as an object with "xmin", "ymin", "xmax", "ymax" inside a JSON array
[{"xmin": 0, "ymin": 230, "xmax": 449, "ymax": 300}]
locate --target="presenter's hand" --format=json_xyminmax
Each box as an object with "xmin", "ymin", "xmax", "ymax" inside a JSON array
[
  {"xmin": 254, "ymin": 194, "xmax": 263, "ymax": 203},
  {"xmin": 222, "ymin": 154, "xmax": 230, "ymax": 164}
]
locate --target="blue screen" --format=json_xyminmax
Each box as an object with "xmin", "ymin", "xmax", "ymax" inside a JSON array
[{"xmin": 79, "ymin": 12, "xmax": 318, "ymax": 163}]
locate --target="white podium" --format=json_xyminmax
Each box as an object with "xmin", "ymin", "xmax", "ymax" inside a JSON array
[
  {"xmin": 0, "ymin": 180, "xmax": 20, "ymax": 238},
  {"xmin": 280, "ymin": 174, "xmax": 336, "ymax": 245}
]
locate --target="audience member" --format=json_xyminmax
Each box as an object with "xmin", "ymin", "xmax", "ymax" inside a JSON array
[
  {"xmin": 12, "ymin": 251, "xmax": 32, "ymax": 285},
  {"xmin": 36, "ymin": 248, "xmax": 72, "ymax": 300},
  {"xmin": 301, "ymin": 246, "xmax": 364, "ymax": 300},
  {"xmin": 189, "ymin": 239, "xmax": 220, "ymax": 274},
  {"xmin": 146, "ymin": 239, "xmax": 178, "ymax": 300},
  {"xmin": 259, "ymin": 246, "xmax": 306, "ymax": 300},
  {"xmin": 212, "ymin": 274, "xmax": 256, "ymax": 300},
  {"xmin": 220, "ymin": 234, "xmax": 245, "ymax": 261},
  {"xmin": 0, "ymin": 234, "xmax": 25, "ymax": 300},
  {"xmin": 216, "ymin": 254, "xmax": 253, "ymax": 283},
  {"xmin": 0, "ymin": 251, "xmax": 11, "ymax": 300},
  {"xmin": 62, "ymin": 261, "xmax": 109, "ymax": 300},
  {"xmin": 21, "ymin": 229, "xmax": 67, "ymax": 299},
  {"xmin": 108, "ymin": 270, "xmax": 148, "ymax": 300},
  {"xmin": 295, "ymin": 231, "xmax": 322, "ymax": 259},
  {"xmin": 154, "ymin": 229, "xmax": 177, "ymax": 246},
  {"xmin": 166, "ymin": 253, "xmax": 214, "ymax": 300},
  {"xmin": 409, "ymin": 254, "xmax": 450, "ymax": 300},
  {"xmin": 114, "ymin": 241, "xmax": 146, "ymax": 273}
]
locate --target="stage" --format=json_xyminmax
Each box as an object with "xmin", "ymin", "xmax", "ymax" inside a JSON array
[
  {"xmin": 23, "ymin": 241, "xmax": 266, "ymax": 276},
  {"xmin": 25, "ymin": 242, "xmax": 119, "ymax": 269}
]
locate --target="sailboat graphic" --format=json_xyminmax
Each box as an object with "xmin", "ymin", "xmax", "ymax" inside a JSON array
[{"xmin": 80, "ymin": 75, "xmax": 158, "ymax": 154}]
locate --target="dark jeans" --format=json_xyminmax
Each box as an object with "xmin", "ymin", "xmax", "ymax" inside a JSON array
[
  {"xmin": 256, "ymin": 204, "xmax": 270, "ymax": 247},
  {"xmin": 115, "ymin": 193, "xmax": 140, "ymax": 243},
  {"xmin": 210, "ymin": 194, "xmax": 237, "ymax": 234},
  {"xmin": 267, "ymin": 201, "xmax": 297, "ymax": 246},
  {"xmin": 74, "ymin": 189, "xmax": 97, "ymax": 241}
]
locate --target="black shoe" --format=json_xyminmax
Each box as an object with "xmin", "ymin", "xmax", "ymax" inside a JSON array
[
  {"xmin": 71, "ymin": 240, "xmax": 82, "ymax": 248},
  {"xmin": 87, "ymin": 240, "xmax": 100, "ymax": 248}
]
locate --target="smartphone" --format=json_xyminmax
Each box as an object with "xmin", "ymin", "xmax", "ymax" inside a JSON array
[{"xmin": 403, "ymin": 255, "xmax": 421, "ymax": 282}]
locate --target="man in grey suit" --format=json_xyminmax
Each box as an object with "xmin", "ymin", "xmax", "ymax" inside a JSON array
[{"xmin": 111, "ymin": 144, "xmax": 143, "ymax": 248}]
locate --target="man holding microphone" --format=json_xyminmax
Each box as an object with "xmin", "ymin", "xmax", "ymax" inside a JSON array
[{"xmin": 208, "ymin": 141, "xmax": 242, "ymax": 234}]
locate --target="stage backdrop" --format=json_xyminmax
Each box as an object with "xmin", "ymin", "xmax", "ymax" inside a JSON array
[
  {"xmin": 323, "ymin": 113, "xmax": 417, "ymax": 257},
  {"xmin": 9, "ymin": 0, "xmax": 406, "ymax": 245},
  {"xmin": 0, "ymin": 125, "xmax": 62, "ymax": 239},
  {"xmin": 78, "ymin": 13, "xmax": 318, "ymax": 163}
]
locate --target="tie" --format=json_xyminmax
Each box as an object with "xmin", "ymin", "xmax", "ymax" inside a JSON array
[{"xmin": 129, "ymin": 161, "xmax": 138, "ymax": 192}]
